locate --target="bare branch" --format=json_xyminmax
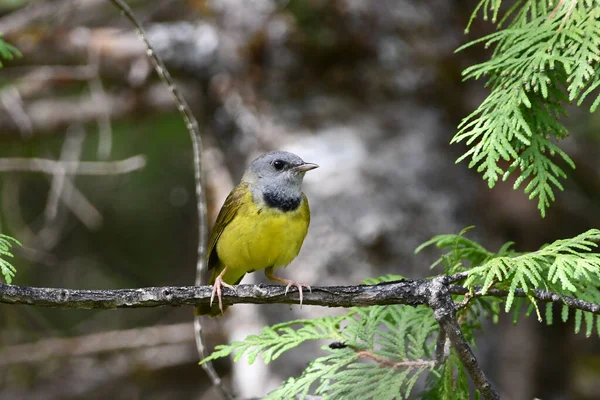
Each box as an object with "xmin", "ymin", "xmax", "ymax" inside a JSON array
[
  {"xmin": 3, "ymin": 279, "xmax": 598, "ymax": 316},
  {"xmin": 426, "ymin": 278, "xmax": 499, "ymax": 400},
  {"xmin": 0, "ymin": 281, "xmax": 429, "ymax": 309},
  {"xmin": 0, "ymin": 155, "xmax": 146, "ymax": 175}
]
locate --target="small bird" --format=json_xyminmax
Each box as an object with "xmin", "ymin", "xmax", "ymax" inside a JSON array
[{"xmin": 195, "ymin": 150, "xmax": 318, "ymax": 316}]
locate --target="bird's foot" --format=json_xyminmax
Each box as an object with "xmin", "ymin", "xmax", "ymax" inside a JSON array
[
  {"xmin": 283, "ymin": 280, "xmax": 312, "ymax": 308},
  {"xmin": 210, "ymin": 275, "xmax": 236, "ymax": 314}
]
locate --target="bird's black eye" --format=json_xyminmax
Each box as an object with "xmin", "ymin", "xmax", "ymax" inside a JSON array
[{"xmin": 272, "ymin": 159, "xmax": 285, "ymax": 170}]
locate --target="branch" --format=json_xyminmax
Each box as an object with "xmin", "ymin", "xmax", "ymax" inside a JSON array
[
  {"xmin": 426, "ymin": 278, "xmax": 499, "ymax": 400},
  {"xmin": 4, "ymin": 280, "xmax": 597, "ymax": 315},
  {"xmin": 449, "ymin": 285, "xmax": 600, "ymax": 315},
  {"xmin": 0, "ymin": 281, "xmax": 429, "ymax": 309}
]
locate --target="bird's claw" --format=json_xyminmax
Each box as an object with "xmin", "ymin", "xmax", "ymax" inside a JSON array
[
  {"xmin": 209, "ymin": 276, "xmax": 236, "ymax": 314},
  {"xmin": 284, "ymin": 281, "xmax": 312, "ymax": 308}
]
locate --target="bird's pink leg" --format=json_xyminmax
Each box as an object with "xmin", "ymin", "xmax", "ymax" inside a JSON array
[
  {"xmin": 210, "ymin": 267, "xmax": 236, "ymax": 314},
  {"xmin": 265, "ymin": 267, "xmax": 311, "ymax": 307}
]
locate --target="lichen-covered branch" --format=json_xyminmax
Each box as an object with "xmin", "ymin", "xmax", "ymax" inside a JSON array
[{"xmin": 0, "ymin": 280, "xmax": 428, "ymax": 309}]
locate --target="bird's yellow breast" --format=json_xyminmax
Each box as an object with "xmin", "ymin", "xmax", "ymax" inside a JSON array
[{"xmin": 216, "ymin": 190, "xmax": 310, "ymax": 275}]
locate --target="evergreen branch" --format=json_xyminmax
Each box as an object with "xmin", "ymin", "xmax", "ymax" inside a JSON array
[
  {"xmin": 455, "ymin": 0, "xmax": 600, "ymax": 215},
  {"xmin": 200, "ymin": 317, "xmax": 347, "ymax": 366}
]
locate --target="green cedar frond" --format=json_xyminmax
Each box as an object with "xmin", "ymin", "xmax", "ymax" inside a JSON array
[
  {"xmin": 415, "ymin": 226, "xmax": 498, "ymax": 273},
  {"xmin": 199, "ymin": 317, "xmax": 347, "ymax": 365},
  {"xmin": 203, "ymin": 297, "xmax": 441, "ymax": 399},
  {"xmin": 266, "ymin": 351, "xmax": 358, "ymax": 400},
  {"xmin": 455, "ymin": 1, "xmax": 600, "ymax": 216},
  {"xmin": 0, "ymin": 234, "xmax": 21, "ymax": 284},
  {"xmin": 0, "ymin": 36, "xmax": 21, "ymax": 67},
  {"xmin": 267, "ymin": 305, "xmax": 437, "ymax": 399},
  {"xmin": 426, "ymin": 227, "xmax": 600, "ymax": 335}
]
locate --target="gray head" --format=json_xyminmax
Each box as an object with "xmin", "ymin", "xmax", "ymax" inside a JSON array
[{"xmin": 242, "ymin": 151, "xmax": 318, "ymax": 211}]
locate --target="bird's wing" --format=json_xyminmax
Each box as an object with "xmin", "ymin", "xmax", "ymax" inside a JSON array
[
  {"xmin": 301, "ymin": 193, "xmax": 310, "ymax": 226},
  {"xmin": 207, "ymin": 183, "xmax": 248, "ymax": 271}
]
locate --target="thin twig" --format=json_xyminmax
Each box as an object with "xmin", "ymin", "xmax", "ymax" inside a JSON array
[
  {"xmin": 107, "ymin": 0, "xmax": 215, "ymax": 397},
  {"xmin": 355, "ymin": 350, "xmax": 435, "ymax": 370},
  {"xmin": 449, "ymin": 284, "xmax": 600, "ymax": 315}
]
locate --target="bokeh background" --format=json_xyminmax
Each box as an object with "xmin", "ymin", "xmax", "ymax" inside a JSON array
[{"xmin": 1, "ymin": 0, "xmax": 600, "ymax": 399}]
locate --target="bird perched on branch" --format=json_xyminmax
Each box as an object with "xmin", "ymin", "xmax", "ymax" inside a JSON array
[{"xmin": 195, "ymin": 151, "xmax": 318, "ymax": 316}]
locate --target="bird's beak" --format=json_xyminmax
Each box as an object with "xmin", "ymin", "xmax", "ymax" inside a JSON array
[{"xmin": 294, "ymin": 162, "xmax": 319, "ymax": 173}]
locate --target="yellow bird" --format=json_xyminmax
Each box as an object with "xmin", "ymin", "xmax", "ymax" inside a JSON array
[{"xmin": 195, "ymin": 151, "xmax": 318, "ymax": 316}]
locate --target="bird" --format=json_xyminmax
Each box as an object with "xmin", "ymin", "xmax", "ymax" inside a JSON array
[{"xmin": 195, "ymin": 150, "xmax": 318, "ymax": 316}]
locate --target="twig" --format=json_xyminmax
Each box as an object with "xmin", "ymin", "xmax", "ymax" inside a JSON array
[
  {"xmin": 107, "ymin": 0, "xmax": 215, "ymax": 397},
  {"xmin": 0, "ymin": 155, "xmax": 146, "ymax": 175},
  {"xmin": 445, "ymin": 271, "xmax": 469, "ymax": 284},
  {"xmin": 355, "ymin": 350, "xmax": 435, "ymax": 370},
  {"xmin": 448, "ymin": 284, "xmax": 600, "ymax": 315}
]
